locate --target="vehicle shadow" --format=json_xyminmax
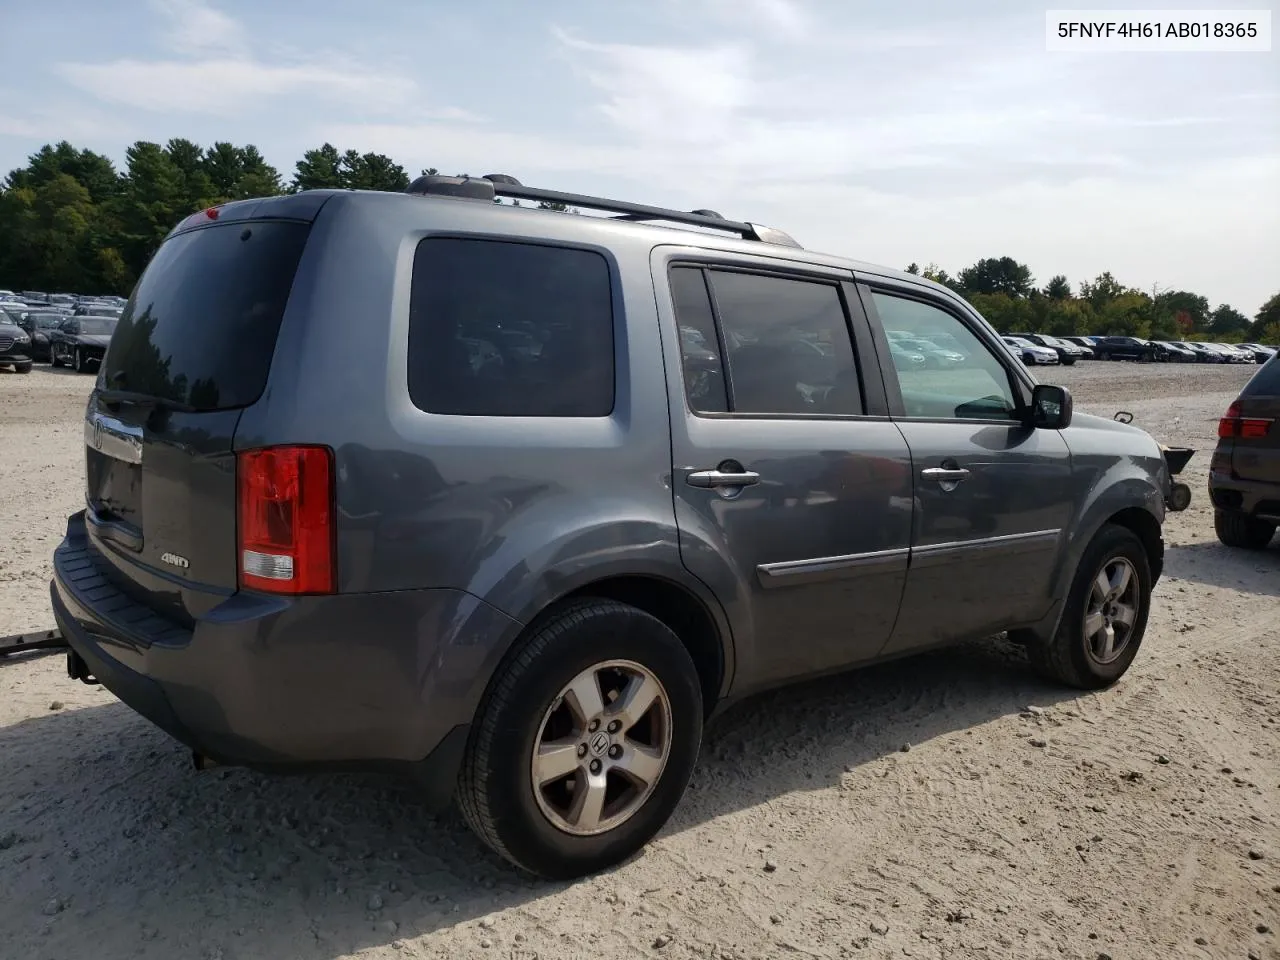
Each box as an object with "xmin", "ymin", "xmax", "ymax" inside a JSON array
[
  {"xmin": 0, "ymin": 638, "xmax": 1082, "ymax": 960},
  {"xmin": 1162, "ymin": 538, "xmax": 1280, "ymax": 596}
]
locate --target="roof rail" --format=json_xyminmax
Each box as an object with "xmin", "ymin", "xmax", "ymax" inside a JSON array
[{"xmin": 403, "ymin": 174, "xmax": 802, "ymax": 248}]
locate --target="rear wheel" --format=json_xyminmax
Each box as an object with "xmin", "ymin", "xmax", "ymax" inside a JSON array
[
  {"xmin": 73, "ymin": 347, "xmax": 84, "ymax": 373},
  {"xmin": 1214, "ymin": 510, "xmax": 1276, "ymax": 550},
  {"xmin": 457, "ymin": 598, "xmax": 703, "ymax": 879},
  {"xmin": 50, "ymin": 347, "xmax": 63, "ymax": 368},
  {"xmin": 1028, "ymin": 524, "xmax": 1152, "ymax": 689}
]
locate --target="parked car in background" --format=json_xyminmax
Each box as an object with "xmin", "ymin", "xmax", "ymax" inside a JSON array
[
  {"xmin": 18, "ymin": 311, "xmax": 69, "ymax": 362},
  {"xmin": 0, "ymin": 316, "xmax": 33, "ymax": 373},
  {"xmin": 1176, "ymin": 341, "xmax": 1224, "ymax": 363},
  {"xmin": 1091, "ymin": 336, "xmax": 1162, "ymax": 362},
  {"xmin": 1238, "ymin": 343, "xmax": 1278, "ymax": 363},
  {"xmin": 1205, "ymin": 343, "xmax": 1252, "ymax": 364},
  {"xmin": 1209, "ymin": 353, "xmax": 1279, "ymax": 549},
  {"xmin": 1060, "ymin": 336, "xmax": 1099, "ymax": 355},
  {"xmin": 49, "ymin": 315, "xmax": 117, "ymax": 372},
  {"xmin": 51, "ymin": 176, "xmax": 1177, "ymax": 880},
  {"xmin": 1154, "ymin": 341, "xmax": 1198, "ymax": 363},
  {"xmin": 1002, "ymin": 335, "xmax": 1059, "ymax": 365},
  {"xmin": 885, "ymin": 330, "xmax": 967, "ymax": 368},
  {"xmin": 1007, "ymin": 332, "xmax": 1089, "ymax": 365}
]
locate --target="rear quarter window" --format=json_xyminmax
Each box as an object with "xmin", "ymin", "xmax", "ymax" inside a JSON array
[
  {"xmin": 407, "ymin": 238, "xmax": 615, "ymax": 417},
  {"xmin": 101, "ymin": 220, "xmax": 310, "ymax": 411}
]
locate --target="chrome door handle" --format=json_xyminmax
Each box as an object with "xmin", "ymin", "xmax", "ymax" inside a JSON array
[
  {"xmin": 921, "ymin": 467, "xmax": 971, "ymax": 482},
  {"xmin": 687, "ymin": 469, "xmax": 761, "ymax": 488}
]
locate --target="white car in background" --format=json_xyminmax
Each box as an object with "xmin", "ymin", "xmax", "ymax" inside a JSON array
[{"xmin": 1002, "ymin": 335, "xmax": 1060, "ymax": 366}]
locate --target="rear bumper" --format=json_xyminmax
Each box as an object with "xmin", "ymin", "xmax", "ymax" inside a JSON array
[
  {"xmin": 51, "ymin": 511, "xmax": 520, "ymax": 806},
  {"xmin": 1208, "ymin": 473, "xmax": 1280, "ymax": 521}
]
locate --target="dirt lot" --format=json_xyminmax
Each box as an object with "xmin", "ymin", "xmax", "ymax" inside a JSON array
[{"xmin": 2, "ymin": 362, "xmax": 1277, "ymax": 960}]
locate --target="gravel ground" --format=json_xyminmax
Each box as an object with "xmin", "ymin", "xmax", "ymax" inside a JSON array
[{"xmin": 1, "ymin": 361, "xmax": 1277, "ymax": 960}]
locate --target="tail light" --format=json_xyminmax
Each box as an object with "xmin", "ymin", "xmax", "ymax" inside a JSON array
[
  {"xmin": 1218, "ymin": 400, "xmax": 1273, "ymax": 439},
  {"xmin": 237, "ymin": 445, "xmax": 336, "ymax": 594}
]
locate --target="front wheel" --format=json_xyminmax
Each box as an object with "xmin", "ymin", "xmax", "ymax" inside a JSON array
[
  {"xmin": 457, "ymin": 599, "xmax": 703, "ymax": 879},
  {"xmin": 1028, "ymin": 524, "xmax": 1152, "ymax": 689},
  {"xmin": 14, "ymin": 361, "xmax": 32, "ymax": 374},
  {"xmin": 1214, "ymin": 510, "xmax": 1275, "ymax": 550},
  {"xmin": 72, "ymin": 347, "xmax": 84, "ymax": 373}
]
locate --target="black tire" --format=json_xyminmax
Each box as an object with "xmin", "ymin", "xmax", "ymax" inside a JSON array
[
  {"xmin": 50, "ymin": 348, "xmax": 63, "ymax": 368},
  {"xmin": 1028, "ymin": 524, "xmax": 1152, "ymax": 690},
  {"xmin": 457, "ymin": 598, "xmax": 704, "ymax": 879},
  {"xmin": 1061, "ymin": 355, "xmax": 1076, "ymax": 366},
  {"xmin": 1214, "ymin": 510, "xmax": 1276, "ymax": 550},
  {"xmin": 73, "ymin": 347, "xmax": 84, "ymax": 373},
  {"xmin": 15, "ymin": 362, "xmax": 32, "ymax": 374}
]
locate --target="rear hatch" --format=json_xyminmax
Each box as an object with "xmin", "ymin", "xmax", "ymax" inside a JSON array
[
  {"xmin": 84, "ymin": 211, "xmax": 313, "ymax": 625},
  {"xmin": 1229, "ymin": 356, "xmax": 1280, "ymax": 484}
]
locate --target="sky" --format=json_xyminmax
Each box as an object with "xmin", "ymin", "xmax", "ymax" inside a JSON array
[{"xmin": 0, "ymin": 0, "xmax": 1276, "ymax": 315}]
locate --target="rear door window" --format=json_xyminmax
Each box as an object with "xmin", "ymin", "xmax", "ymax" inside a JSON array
[
  {"xmin": 407, "ymin": 238, "xmax": 615, "ymax": 417},
  {"xmin": 101, "ymin": 220, "xmax": 311, "ymax": 411},
  {"xmin": 699, "ymin": 269, "xmax": 863, "ymax": 416}
]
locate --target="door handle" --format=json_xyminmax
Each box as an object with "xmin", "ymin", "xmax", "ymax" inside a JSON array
[
  {"xmin": 921, "ymin": 467, "xmax": 971, "ymax": 482},
  {"xmin": 687, "ymin": 469, "xmax": 761, "ymax": 489}
]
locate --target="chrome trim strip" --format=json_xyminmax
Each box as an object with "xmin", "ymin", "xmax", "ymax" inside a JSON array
[
  {"xmin": 909, "ymin": 528, "xmax": 1061, "ymax": 568},
  {"xmin": 84, "ymin": 411, "xmax": 143, "ymax": 465},
  {"xmin": 757, "ymin": 547, "xmax": 910, "ymax": 588}
]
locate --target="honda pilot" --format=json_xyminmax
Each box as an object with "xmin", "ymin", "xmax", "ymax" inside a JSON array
[{"xmin": 53, "ymin": 176, "xmax": 1173, "ymax": 879}]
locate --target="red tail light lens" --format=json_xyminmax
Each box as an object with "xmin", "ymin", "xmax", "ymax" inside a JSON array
[
  {"xmin": 1217, "ymin": 400, "xmax": 1243, "ymax": 438},
  {"xmin": 1218, "ymin": 400, "xmax": 1274, "ymax": 439},
  {"xmin": 236, "ymin": 446, "xmax": 335, "ymax": 594}
]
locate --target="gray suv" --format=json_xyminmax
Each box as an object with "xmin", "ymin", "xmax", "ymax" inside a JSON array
[{"xmin": 52, "ymin": 176, "xmax": 1172, "ymax": 879}]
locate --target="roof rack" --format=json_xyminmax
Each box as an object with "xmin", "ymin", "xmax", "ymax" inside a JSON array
[{"xmin": 403, "ymin": 174, "xmax": 802, "ymax": 249}]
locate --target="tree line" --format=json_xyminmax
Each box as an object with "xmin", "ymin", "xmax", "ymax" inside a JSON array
[{"xmin": 2, "ymin": 139, "xmax": 1277, "ymax": 342}]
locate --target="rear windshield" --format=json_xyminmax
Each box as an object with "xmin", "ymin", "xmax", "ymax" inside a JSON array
[
  {"xmin": 100, "ymin": 220, "xmax": 310, "ymax": 411},
  {"xmin": 77, "ymin": 318, "xmax": 117, "ymax": 335},
  {"xmin": 1244, "ymin": 355, "xmax": 1280, "ymax": 396}
]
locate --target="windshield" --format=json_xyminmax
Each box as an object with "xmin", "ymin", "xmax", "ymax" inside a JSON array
[
  {"xmin": 33, "ymin": 314, "xmax": 64, "ymax": 328},
  {"xmin": 78, "ymin": 318, "xmax": 117, "ymax": 336}
]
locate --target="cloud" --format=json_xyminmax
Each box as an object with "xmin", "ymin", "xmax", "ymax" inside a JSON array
[
  {"xmin": 152, "ymin": 0, "xmax": 244, "ymax": 56},
  {"xmin": 57, "ymin": 58, "xmax": 419, "ymax": 118},
  {"xmin": 53, "ymin": 0, "xmax": 443, "ymax": 120}
]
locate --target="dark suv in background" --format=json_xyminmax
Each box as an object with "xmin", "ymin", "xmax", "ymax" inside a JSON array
[
  {"xmin": 54, "ymin": 176, "xmax": 1174, "ymax": 879},
  {"xmin": 1210, "ymin": 354, "xmax": 1279, "ymax": 549}
]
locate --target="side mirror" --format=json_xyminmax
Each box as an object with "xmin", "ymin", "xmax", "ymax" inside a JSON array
[{"xmin": 1030, "ymin": 383, "xmax": 1072, "ymax": 429}]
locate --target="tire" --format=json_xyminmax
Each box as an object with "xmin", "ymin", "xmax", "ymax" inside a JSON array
[
  {"xmin": 1214, "ymin": 510, "xmax": 1276, "ymax": 550},
  {"xmin": 457, "ymin": 598, "xmax": 704, "ymax": 879},
  {"xmin": 1028, "ymin": 524, "xmax": 1152, "ymax": 690},
  {"xmin": 15, "ymin": 362, "xmax": 32, "ymax": 374},
  {"xmin": 1061, "ymin": 355, "xmax": 1076, "ymax": 366},
  {"xmin": 73, "ymin": 348, "xmax": 83, "ymax": 373},
  {"xmin": 50, "ymin": 348, "xmax": 63, "ymax": 368}
]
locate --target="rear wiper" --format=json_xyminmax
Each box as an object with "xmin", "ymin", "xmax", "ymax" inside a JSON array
[{"xmin": 96, "ymin": 388, "xmax": 197, "ymax": 414}]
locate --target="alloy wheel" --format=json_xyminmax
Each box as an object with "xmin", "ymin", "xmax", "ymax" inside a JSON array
[{"xmin": 531, "ymin": 659, "xmax": 673, "ymax": 837}]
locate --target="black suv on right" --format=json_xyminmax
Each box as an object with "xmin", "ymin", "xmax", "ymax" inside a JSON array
[{"xmin": 1210, "ymin": 353, "xmax": 1280, "ymax": 548}]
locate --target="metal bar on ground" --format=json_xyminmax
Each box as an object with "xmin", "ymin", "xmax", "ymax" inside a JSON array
[{"xmin": 0, "ymin": 629, "xmax": 68, "ymax": 657}]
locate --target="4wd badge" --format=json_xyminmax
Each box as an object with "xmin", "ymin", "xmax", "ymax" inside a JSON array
[{"xmin": 160, "ymin": 552, "xmax": 190, "ymax": 570}]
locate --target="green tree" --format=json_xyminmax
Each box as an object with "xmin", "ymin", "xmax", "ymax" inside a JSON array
[
  {"xmin": 1208, "ymin": 304, "xmax": 1251, "ymax": 337},
  {"xmin": 292, "ymin": 143, "xmax": 344, "ymax": 191},
  {"xmin": 904, "ymin": 262, "xmax": 920, "ymax": 275},
  {"xmin": 1042, "ymin": 275, "xmax": 1071, "ymax": 300},
  {"xmin": 1153, "ymin": 289, "xmax": 1210, "ymax": 335},
  {"xmin": 965, "ymin": 292, "xmax": 1035, "ymax": 333},
  {"xmin": 339, "ymin": 149, "xmax": 409, "ymax": 191},
  {"xmin": 920, "ymin": 263, "xmax": 958, "ymax": 290},
  {"xmin": 1248, "ymin": 292, "xmax": 1280, "ymax": 341},
  {"xmin": 1079, "ymin": 271, "xmax": 1130, "ymax": 310},
  {"xmin": 957, "ymin": 256, "xmax": 1034, "ymax": 298},
  {"xmin": 1099, "ymin": 292, "xmax": 1153, "ymax": 337}
]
